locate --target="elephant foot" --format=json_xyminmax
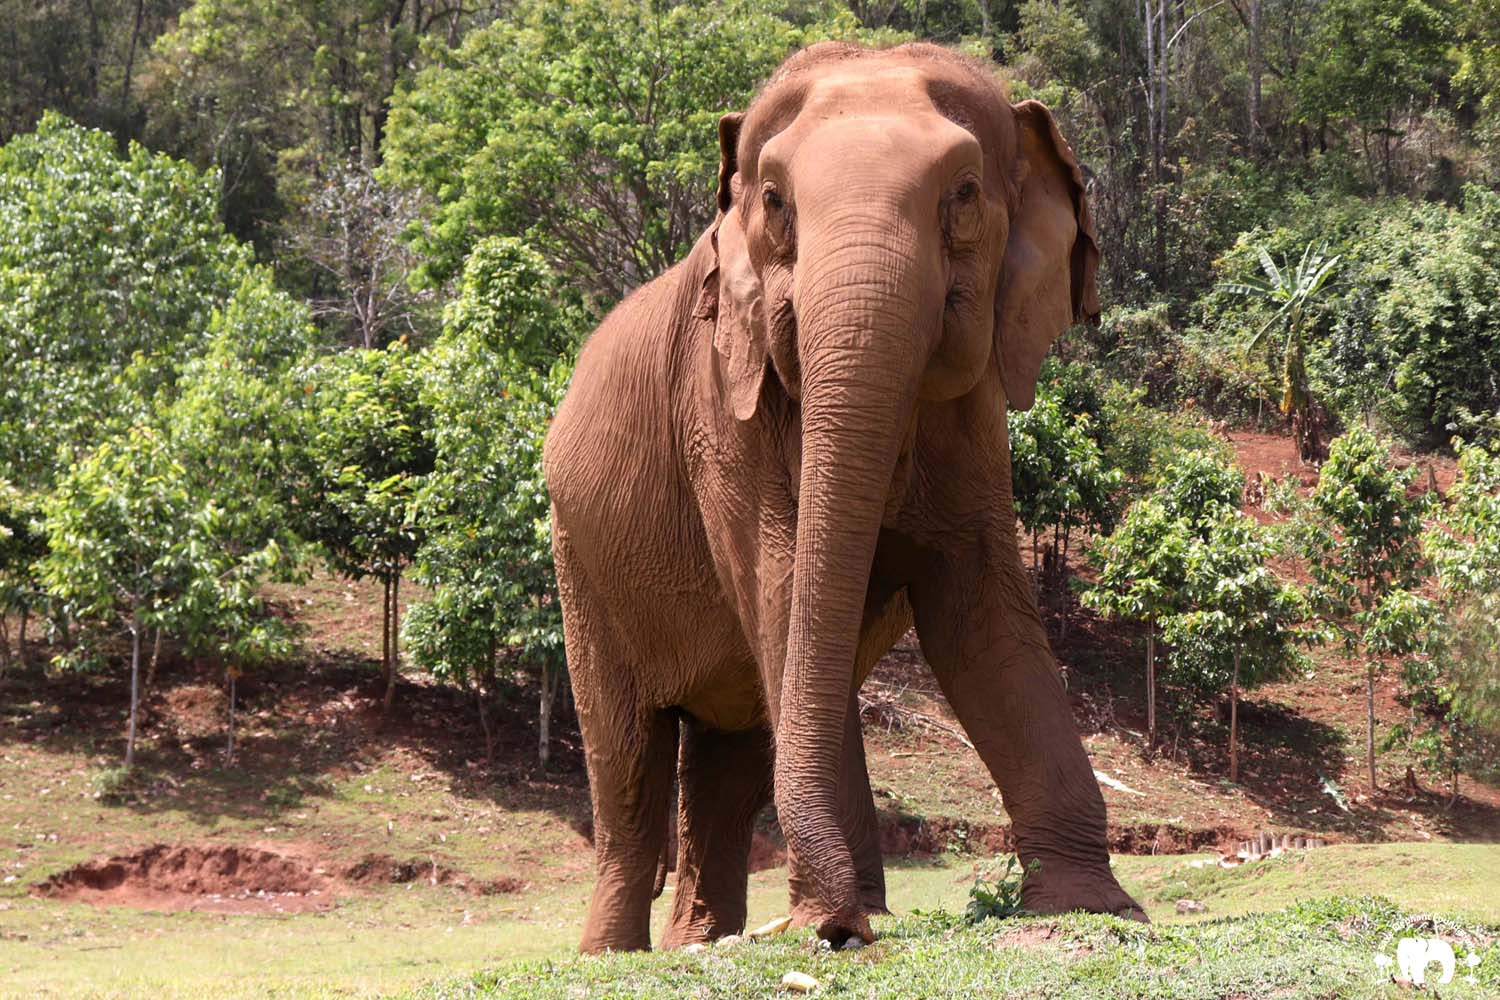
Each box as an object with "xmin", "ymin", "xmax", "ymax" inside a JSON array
[
  {"xmin": 1020, "ymin": 859, "xmax": 1148, "ymax": 923},
  {"xmin": 790, "ymin": 899, "xmax": 877, "ymax": 946}
]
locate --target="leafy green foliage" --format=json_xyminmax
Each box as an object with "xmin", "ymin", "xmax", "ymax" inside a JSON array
[
  {"xmin": 405, "ymin": 239, "xmax": 577, "ymax": 729},
  {"xmin": 1008, "ymin": 384, "xmax": 1122, "ymax": 580},
  {"xmin": 1294, "ymin": 0, "xmax": 1452, "ymax": 132},
  {"xmin": 1219, "ymin": 242, "xmax": 1340, "ymax": 460},
  {"xmin": 1150, "ymin": 449, "xmax": 1245, "ymax": 532},
  {"xmin": 963, "ymin": 854, "xmax": 1036, "ymax": 925},
  {"xmin": 295, "ymin": 339, "xmax": 434, "ymax": 704},
  {"xmin": 381, "ymin": 0, "xmax": 876, "ymax": 297},
  {"xmin": 1294, "ymin": 428, "xmax": 1431, "ymax": 785},
  {"xmin": 1394, "ymin": 439, "xmax": 1500, "ymax": 794},
  {"xmin": 1162, "ymin": 506, "xmax": 1311, "ymax": 702},
  {"xmin": 0, "ymin": 114, "xmax": 256, "ymax": 488}
]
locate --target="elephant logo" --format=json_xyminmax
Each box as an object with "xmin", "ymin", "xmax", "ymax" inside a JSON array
[{"xmin": 1372, "ymin": 936, "xmax": 1486, "ymax": 985}]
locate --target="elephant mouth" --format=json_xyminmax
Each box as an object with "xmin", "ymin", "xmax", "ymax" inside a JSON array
[{"xmin": 884, "ymin": 413, "xmax": 920, "ymax": 518}]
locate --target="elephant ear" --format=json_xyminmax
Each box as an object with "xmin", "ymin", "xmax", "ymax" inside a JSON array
[
  {"xmin": 996, "ymin": 100, "xmax": 1100, "ymax": 410},
  {"xmin": 709, "ymin": 111, "xmax": 769, "ymax": 421}
]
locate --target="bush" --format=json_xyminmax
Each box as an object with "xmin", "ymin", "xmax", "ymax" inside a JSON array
[{"xmin": 405, "ymin": 238, "xmax": 580, "ymax": 765}]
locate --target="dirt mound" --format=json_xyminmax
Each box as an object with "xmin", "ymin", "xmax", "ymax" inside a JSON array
[
  {"xmin": 32, "ymin": 845, "xmax": 526, "ymax": 915},
  {"xmin": 875, "ymin": 815, "xmax": 1312, "ymax": 858},
  {"xmin": 32, "ymin": 844, "xmax": 331, "ymax": 914},
  {"xmin": 341, "ymin": 853, "xmax": 525, "ymax": 895}
]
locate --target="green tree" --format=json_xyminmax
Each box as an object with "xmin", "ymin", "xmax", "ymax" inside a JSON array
[
  {"xmin": 1084, "ymin": 498, "xmax": 1191, "ymax": 749},
  {"xmin": 1219, "ymin": 242, "xmax": 1340, "ymax": 463},
  {"xmin": 1405, "ymin": 438, "xmax": 1500, "ymax": 802},
  {"xmin": 1296, "ymin": 427, "xmax": 1430, "ymax": 789},
  {"xmin": 0, "ymin": 481, "xmax": 46, "ymax": 672},
  {"xmin": 405, "ymin": 238, "xmax": 577, "ymax": 766},
  {"xmin": 0, "ymin": 113, "xmax": 256, "ymax": 489},
  {"xmin": 145, "ymin": 0, "xmax": 466, "ymax": 244},
  {"xmin": 1086, "ymin": 447, "xmax": 1244, "ymax": 748},
  {"xmin": 1162, "ymin": 506, "xmax": 1312, "ymax": 781},
  {"xmin": 39, "ymin": 418, "xmax": 296, "ymax": 766},
  {"xmin": 297, "ymin": 340, "xmax": 434, "ymax": 712},
  {"xmin": 1294, "ymin": 0, "xmax": 1452, "ymax": 193},
  {"xmin": 1008, "ymin": 389, "xmax": 1122, "ymax": 591},
  {"xmin": 1150, "ymin": 448, "xmax": 1246, "ymax": 527},
  {"xmin": 381, "ymin": 0, "xmax": 866, "ymax": 298}
]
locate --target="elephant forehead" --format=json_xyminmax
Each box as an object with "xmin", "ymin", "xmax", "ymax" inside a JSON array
[{"xmin": 801, "ymin": 63, "xmax": 935, "ymax": 116}]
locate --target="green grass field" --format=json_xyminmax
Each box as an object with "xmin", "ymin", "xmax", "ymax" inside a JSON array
[{"xmin": 3, "ymin": 844, "xmax": 1497, "ymax": 999}]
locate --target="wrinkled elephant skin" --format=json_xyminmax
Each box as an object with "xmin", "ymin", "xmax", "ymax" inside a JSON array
[{"xmin": 544, "ymin": 42, "xmax": 1143, "ymax": 954}]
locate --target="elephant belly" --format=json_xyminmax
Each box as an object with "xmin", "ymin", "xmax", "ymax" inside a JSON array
[{"xmin": 679, "ymin": 657, "xmax": 768, "ymax": 733}]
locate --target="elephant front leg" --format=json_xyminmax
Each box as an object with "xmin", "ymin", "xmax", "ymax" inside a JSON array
[
  {"xmin": 787, "ymin": 691, "xmax": 887, "ymax": 925},
  {"xmin": 909, "ymin": 533, "xmax": 1144, "ymax": 920}
]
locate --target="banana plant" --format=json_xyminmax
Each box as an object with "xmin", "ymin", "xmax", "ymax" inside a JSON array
[{"xmin": 1220, "ymin": 242, "xmax": 1341, "ymax": 462}]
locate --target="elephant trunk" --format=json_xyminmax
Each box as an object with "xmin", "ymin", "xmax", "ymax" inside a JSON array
[{"xmin": 774, "ymin": 220, "xmax": 936, "ymax": 939}]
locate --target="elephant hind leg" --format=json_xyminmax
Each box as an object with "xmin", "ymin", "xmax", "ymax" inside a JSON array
[
  {"xmin": 577, "ymin": 701, "xmax": 678, "ymax": 954},
  {"xmin": 556, "ymin": 527, "xmax": 679, "ymax": 954},
  {"xmin": 662, "ymin": 721, "xmax": 773, "ymax": 949}
]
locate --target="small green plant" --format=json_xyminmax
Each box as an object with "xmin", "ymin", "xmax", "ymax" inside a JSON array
[
  {"xmin": 91, "ymin": 765, "xmax": 138, "ymax": 804},
  {"xmin": 964, "ymin": 855, "xmax": 1038, "ymax": 924}
]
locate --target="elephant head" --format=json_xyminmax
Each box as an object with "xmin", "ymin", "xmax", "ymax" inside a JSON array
[{"xmin": 704, "ymin": 43, "xmax": 1099, "ymax": 940}]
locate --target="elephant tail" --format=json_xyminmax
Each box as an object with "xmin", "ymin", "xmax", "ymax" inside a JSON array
[
  {"xmin": 652, "ymin": 713, "xmax": 683, "ymax": 900},
  {"xmin": 651, "ymin": 839, "xmax": 670, "ymax": 900}
]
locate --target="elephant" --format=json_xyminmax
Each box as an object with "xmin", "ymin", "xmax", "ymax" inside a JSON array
[{"xmin": 543, "ymin": 41, "xmax": 1144, "ymax": 954}]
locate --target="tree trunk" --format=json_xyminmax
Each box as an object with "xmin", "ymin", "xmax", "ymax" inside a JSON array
[
  {"xmin": 16, "ymin": 608, "xmax": 26, "ymax": 667},
  {"xmin": 1247, "ymin": 0, "xmax": 1263, "ymax": 158},
  {"xmin": 1366, "ymin": 663, "xmax": 1378, "ymax": 789},
  {"xmin": 127, "ymin": 613, "xmax": 142, "ymax": 768},
  {"xmin": 1448, "ymin": 763, "xmax": 1459, "ymax": 810},
  {"xmin": 538, "ymin": 662, "xmax": 554, "ymax": 768},
  {"xmin": 383, "ymin": 572, "xmax": 400, "ymax": 712},
  {"xmin": 226, "ymin": 669, "xmax": 237, "ymax": 764},
  {"xmin": 1229, "ymin": 649, "xmax": 1241, "ymax": 783},
  {"xmin": 117, "ymin": 0, "xmax": 145, "ymax": 129},
  {"xmin": 381, "ymin": 576, "xmax": 391, "ymax": 696},
  {"xmin": 0, "ymin": 613, "xmax": 10, "ymax": 674},
  {"xmin": 1146, "ymin": 621, "xmax": 1157, "ymax": 751},
  {"xmin": 475, "ymin": 676, "xmax": 494, "ymax": 764},
  {"xmin": 145, "ymin": 626, "xmax": 162, "ymax": 691}
]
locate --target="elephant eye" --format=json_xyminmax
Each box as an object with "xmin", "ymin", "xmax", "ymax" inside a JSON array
[
  {"xmin": 761, "ymin": 183, "xmax": 792, "ymax": 251},
  {"xmin": 944, "ymin": 176, "xmax": 984, "ymax": 248}
]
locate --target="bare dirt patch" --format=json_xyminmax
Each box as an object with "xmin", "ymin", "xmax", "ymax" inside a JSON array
[
  {"xmin": 31, "ymin": 844, "xmax": 525, "ymax": 914},
  {"xmin": 32, "ymin": 844, "xmax": 332, "ymax": 914}
]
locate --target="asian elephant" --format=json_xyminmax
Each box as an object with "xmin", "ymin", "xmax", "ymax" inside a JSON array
[{"xmin": 543, "ymin": 41, "xmax": 1144, "ymax": 954}]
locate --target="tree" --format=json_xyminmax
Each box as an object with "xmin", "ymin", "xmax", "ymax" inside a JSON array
[
  {"xmin": 1085, "ymin": 448, "xmax": 1243, "ymax": 748},
  {"xmin": 1403, "ymin": 437, "xmax": 1500, "ymax": 802},
  {"xmin": 1295, "ymin": 427, "xmax": 1430, "ymax": 789},
  {"xmin": 0, "ymin": 481, "xmax": 46, "ymax": 672},
  {"xmin": 1085, "ymin": 498, "xmax": 1191, "ymax": 749},
  {"xmin": 145, "ymin": 0, "xmax": 470, "ymax": 244},
  {"xmin": 406, "ymin": 237, "xmax": 578, "ymax": 766},
  {"xmin": 298, "ymin": 340, "xmax": 434, "ymax": 712},
  {"xmin": 283, "ymin": 162, "xmax": 433, "ymax": 348},
  {"xmin": 39, "ymin": 420, "xmax": 296, "ymax": 766},
  {"xmin": 1294, "ymin": 0, "xmax": 1452, "ymax": 193},
  {"xmin": 0, "ymin": 0, "xmax": 186, "ymax": 145},
  {"xmin": 0, "ymin": 113, "xmax": 257, "ymax": 490},
  {"xmin": 381, "ymin": 0, "xmax": 857, "ymax": 298},
  {"xmin": 1162, "ymin": 505, "xmax": 1312, "ymax": 781},
  {"xmin": 1008, "ymin": 390, "xmax": 1122, "ymax": 594},
  {"xmin": 1220, "ymin": 241, "xmax": 1340, "ymax": 463}
]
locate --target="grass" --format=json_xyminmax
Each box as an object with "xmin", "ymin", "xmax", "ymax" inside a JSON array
[
  {"xmin": 3, "ymin": 845, "xmax": 1498, "ymax": 998},
  {"xmin": 410, "ymin": 898, "xmax": 1500, "ymax": 1000}
]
